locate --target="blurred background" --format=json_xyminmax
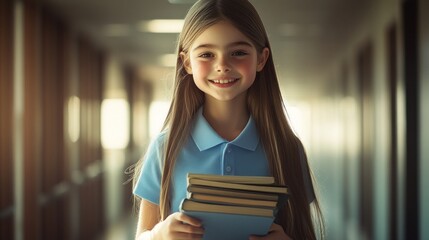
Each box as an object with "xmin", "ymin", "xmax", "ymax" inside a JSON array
[{"xmin": 1, "ymin": 0, "xmax": 428, "ymax": 239}]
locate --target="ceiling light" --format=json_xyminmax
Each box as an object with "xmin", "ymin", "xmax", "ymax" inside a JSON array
[{"xmin": 138, "ymin": 19, "xmax": 184, "ymax": 33}]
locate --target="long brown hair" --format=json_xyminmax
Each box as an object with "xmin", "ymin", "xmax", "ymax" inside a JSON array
[{"xmin": 136, "ymin": 0, "xmax": 324, "ymax": 238}]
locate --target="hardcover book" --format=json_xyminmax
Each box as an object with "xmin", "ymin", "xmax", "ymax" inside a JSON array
[
  {"xmin": 180, "ymin": 199, "xmax": 274, "ymax": 240},
  {"xmin": 189, "ymin": 192, "xmax": 278, "ymax": 208},
  {"xmin": 180, "ymin": 173, "xmax": 289, "ymax": 240}
]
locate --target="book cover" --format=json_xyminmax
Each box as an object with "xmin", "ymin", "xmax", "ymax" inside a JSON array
[{"xmin": 180, "ymin": 199, "xmax": 274, "ymax": 240}]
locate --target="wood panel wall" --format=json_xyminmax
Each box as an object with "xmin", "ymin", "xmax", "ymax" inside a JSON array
[
  {"xmin": 0, "ymin": 0, "xmax": 15, "ymax": 239},
  {"xmin": 23, "ymin": 2, "xmax": 42, "ymax": 239},
  {"xmin": 77, "ymin": 38, "xmax": 104, "ymax": 240},
  {"xmin": 0, "ymin": 2, "xmax": 106, "ymax": 239}
]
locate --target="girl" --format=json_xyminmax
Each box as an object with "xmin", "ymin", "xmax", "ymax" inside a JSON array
[{"xmin": 133, "ymin": 0, "xmax": 324, "ymax": 239}]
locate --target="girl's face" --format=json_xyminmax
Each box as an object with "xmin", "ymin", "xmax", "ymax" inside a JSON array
[{"xmin": 183, "ymin": 21, "xmax": 269, "ymax": 103}]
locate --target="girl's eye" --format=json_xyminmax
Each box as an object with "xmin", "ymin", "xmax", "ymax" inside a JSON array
[
  {"xmin": 232, "ymin": 51, "xmax": 248, "ymax": 56},
  {"xmin": 198, "ymin": 52, "xmax": 214, "ymax": 58}
]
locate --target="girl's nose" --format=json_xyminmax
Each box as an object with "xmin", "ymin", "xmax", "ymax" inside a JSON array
[
  {"xmin": 216, "ymin": 67, "xmax": 231, "ymax": 72},
  {"xmin": 216, "ymin": 57, "xmax": 231, "ymax": 72}
]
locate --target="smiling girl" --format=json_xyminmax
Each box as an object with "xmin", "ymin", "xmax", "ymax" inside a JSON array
[{"xmin": 133, "ymin": 0, "xmax": 324, "ymax": 239}]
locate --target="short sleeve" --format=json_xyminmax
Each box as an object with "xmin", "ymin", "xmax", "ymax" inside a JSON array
[
  {"xmin": 133, "ymin": 133, "xmax": 166, "ymax": 205},
  {"xmin": 299, "ymin": 144, "xmax": 315, "ymax": 203}
]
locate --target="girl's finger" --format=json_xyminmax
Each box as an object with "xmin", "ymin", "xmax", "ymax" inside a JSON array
[
  {"xmin": 176, "ymin": 212, "xmax": 203, "ymax": 227},
  {"xmin": 174, "ymin": 221, "xmax": 205, "ymax": 234}
]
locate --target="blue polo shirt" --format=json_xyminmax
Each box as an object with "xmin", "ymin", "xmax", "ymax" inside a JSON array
[{"xmin": 133, "ymin": 108, "xmax": 314, "ymax": 212}]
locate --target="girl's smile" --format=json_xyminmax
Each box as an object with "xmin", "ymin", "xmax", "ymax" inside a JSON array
[{"xmin": 209, "ymin": 77, "xmax": 240, "ymax": 88}]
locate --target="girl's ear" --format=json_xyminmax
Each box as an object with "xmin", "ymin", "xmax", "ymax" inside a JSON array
[
  {"xmin": 180, "ymin": 52, "xmax": 193, "ymax": 74},
  {"xmin": 256, "ymin": 47, "xmax": 270, "ymax": 72}
]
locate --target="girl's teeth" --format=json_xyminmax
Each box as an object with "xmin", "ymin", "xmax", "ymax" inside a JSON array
[{"xmin": 212, "ymin": 79, "xmax": 236, "ymax": 84}]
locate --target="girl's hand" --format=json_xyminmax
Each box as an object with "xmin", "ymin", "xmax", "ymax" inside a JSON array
[
  {"xmin": 249, "ymin": 223, "xmax": 292, "ymax": 240},
  {"xmin": 150, "ymin": 212, "xmax": 204, "ymax": 240}
]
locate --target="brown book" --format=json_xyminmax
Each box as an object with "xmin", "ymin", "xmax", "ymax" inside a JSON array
[
  {"xmin": 188, "ymin": 178, "xmax": 288, "ymax": 194},
  {"xmin": 189, "ymin": 192, "xmax": 277, "ymax": 208},
  {"xmin": 187, "ymin": 185, "xmax": 280, "ymax": 201},
  {"xmin": 187, "ymin": 173, "xmax": 275, "ymax": 185},
  {"xmin": 181, "ymin": 199, "xmax": 275, "ymax": 217}
]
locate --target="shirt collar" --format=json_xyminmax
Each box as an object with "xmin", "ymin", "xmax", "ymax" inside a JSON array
[{"xmin": 191, "ymin": 108, "xmax": 259, "ymax": 151}]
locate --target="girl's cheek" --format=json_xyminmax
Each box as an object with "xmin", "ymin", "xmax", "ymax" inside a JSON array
[
  {"xmin": 235, "ymin": 60, "xmax": 257, "ymax": 74},
  {"xmin": 193, "ymin": 62, "xmax": 211, "ymax": 75}
]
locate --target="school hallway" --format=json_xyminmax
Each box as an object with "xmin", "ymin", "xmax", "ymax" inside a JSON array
[{"xmin": 1, "ymin": 0, "xmax": 428, "ymax": 239}]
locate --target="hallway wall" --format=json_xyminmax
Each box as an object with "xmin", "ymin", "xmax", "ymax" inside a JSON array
[
  {"xmin": 3, "ymin": 2, "xmax": 109, "ymax": 239},
  {"xmin": 419, "ymin": 0, "xmax": 429, "ymax": 237},
  {"xmin": 308, "ymin": 0, "xmax": 426, "ymax": 239}
]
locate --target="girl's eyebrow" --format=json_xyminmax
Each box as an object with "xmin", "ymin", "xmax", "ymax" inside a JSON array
[{"xmin": 192, "ymin": 41, "xmax": 253, "ymax": 51}]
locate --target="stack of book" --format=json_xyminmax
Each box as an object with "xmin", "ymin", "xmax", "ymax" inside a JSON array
[{"xmin": 179, "ymin": 173, "xmax": 289, "ymax": 240}]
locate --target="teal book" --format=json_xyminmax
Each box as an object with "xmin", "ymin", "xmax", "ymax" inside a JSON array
[{"xmin": 180, "ymin": 199, "xmax": 275, "ymax": 240}]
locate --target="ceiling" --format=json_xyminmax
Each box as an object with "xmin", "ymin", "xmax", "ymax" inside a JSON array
[{"xmin": 42, "ymin": 0, "xmax": 368, "ymax": 99}]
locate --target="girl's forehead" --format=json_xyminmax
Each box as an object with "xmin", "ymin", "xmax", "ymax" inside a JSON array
[{"xmin": 190, "ymin": 21, "xmax": 255, "ymax": 50}]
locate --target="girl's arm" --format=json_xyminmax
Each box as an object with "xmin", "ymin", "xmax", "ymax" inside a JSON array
[
  {"xmin": 135, "ymin": 200, "xmax": 160, "ymax": 239},
  {"xmin": 135, "ymin": 199, "xmax": 205, "ymax": 240}
]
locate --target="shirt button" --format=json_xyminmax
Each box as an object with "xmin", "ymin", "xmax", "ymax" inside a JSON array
[
  {"xmin": 225, "ymin": 166, "xmax": 232, "ymax": 172},
  {"xmin": 227, "ymin": 148, "xmax": 232, "ymax": 153}
]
